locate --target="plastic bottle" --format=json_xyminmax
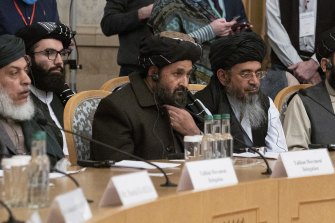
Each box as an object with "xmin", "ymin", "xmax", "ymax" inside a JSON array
[
  {"xmin": 28, "ymin": 131, "xmax": 50, "ymax": 208},
  {"xmin": 221, "ymin": 114, "xmax": 234, "ymax": 158}
]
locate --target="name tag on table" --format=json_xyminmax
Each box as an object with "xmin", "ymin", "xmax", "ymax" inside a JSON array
[
  {"xmin": 177, "ymin": 158, "xmax": 238, "ymax": 192},
  {"xmin": 271, "ymin": 149, "xmax": 334, "ymax": 178},
  {"xmin": 99, "ymin": 171, "xmax": 158, "ymax": 207},
  {"xmin": 299, "ymin": 11, "xmax": 315, "ymax": 37},
  {"xmin": 47, "ymin": 188, "xmax": 92, "ymax": 223}
]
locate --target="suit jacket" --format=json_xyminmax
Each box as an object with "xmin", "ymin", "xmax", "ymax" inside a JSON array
[{"xmin": 0, "ymin": 116, "xmax": 64, "ymax": 166}]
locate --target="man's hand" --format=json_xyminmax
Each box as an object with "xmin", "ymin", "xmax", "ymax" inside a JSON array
[
  {"xmin": 210, "ymin": 18, "xmax": 236, "ymax": 37},
  {"xmin": 164, "ymin": 105, "xmax": 200, "ymax": 136},
  {"xmin": 138, "ymin": 4, "xmax": 153, "ymax": 20},
  {"xmin": 288, "ymin": 59, "xmax": 320, "ymax": 83}
]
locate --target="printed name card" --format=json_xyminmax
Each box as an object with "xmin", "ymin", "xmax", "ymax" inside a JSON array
[
  {"xmin": 271, "ymin": 149, "xmax": 334, "ymax": 178},
  {"xmin": 47, "ymin": 188, "xmax": 92, "ymax": 223},
  {"xmin": 99, "ymin": 171, "xmax": 158, "ymax": 207},
  {"xmin": 177, "ymin": 158, "xmax": 238, "ymax": 192}
]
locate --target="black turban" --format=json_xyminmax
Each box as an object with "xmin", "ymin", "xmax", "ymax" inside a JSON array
[
  {"xmin": 209, "ymin": 32, "xmax": 266, "ymax": 72},
  {"xmin": 316, "ymin": 27, "xmax": 335, "ymax": 62},
  {"xmin": 138, "ymin": 31, "xmax": 202, "ymax": 69},
  {"xmin": 16, "ymin": 22, "xmax": 74, "ymax": 52},
  {"xmin": 0, "ymin": 34, "xmax": 25, "ymax": 69}
]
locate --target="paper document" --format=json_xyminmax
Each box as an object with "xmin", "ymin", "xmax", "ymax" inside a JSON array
[
  {"xmin": 233, "ymin": 152, "xmax": 279, "ymax": 159},
  {"xmin": 114, "ymin": 160, "xmax": 180, "ymax": 169}
]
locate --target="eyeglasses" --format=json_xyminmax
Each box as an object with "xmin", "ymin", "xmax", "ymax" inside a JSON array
[
  {"xmin": 32, "ymin": 49, "xmax": 70, "ymax": 61},
  {"xmin": 237, "ymin": 70, "xmax": 267, "ymax": 80}
]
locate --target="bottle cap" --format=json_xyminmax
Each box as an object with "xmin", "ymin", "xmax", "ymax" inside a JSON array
[
  {"xmin": 33, "ymin": 131, "xmax": 47, "ymax": 140},
  {"xmin": 221, "ymin": 113, "xmax": 230, "ymax": 119},
  {"xmin": 213, "ymin": 114, "xmax": 221, "ymax": 120}
]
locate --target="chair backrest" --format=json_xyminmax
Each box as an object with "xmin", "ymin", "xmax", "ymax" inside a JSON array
[
  {"xmin": 100, "ymin": 76, "xmax": 130, "ymax": 92},
  {"xmin": 188, "ymin": 84, "xmax": 206, "ymax": 94},
  {"xmin": 274, "ymin": 84, "xmax": 312, "ymax": 122},
  {"xmin": 64, "ymin": 90, "xmax": 111, "ymax": 165}
]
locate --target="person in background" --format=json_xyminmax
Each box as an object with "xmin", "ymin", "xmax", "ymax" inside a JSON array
[
  {"xmin": 148, "ymin": 0, "xmax": 249, "ymax": 83},
  {"xmin": 0, "ymin": 34, "xmax": 64, "ymax": 165},
  {"xmin": 284, "ymin": 27, "xmax": 335, "ymax": 150},
  {"xmin": 100, "ymin": 0, "xmax": 154, "ymax": 76},
  {"xmin": 266, "ymin": 0, "xmax": 335, "ymax": 84},
  {"xmin": 195, "ymin": 32, "xmax": 287, "ymax": 153},
  {"xmin": 92, "ymin": 31, "xmax": 208, "ymax": 161},
  {"xmin": 16, "ymin": 22, "xmax": 75, "ymax": 159},
  {"xmin": 0, "ymin": 0, "xmax": 60, "ymax": 35}
]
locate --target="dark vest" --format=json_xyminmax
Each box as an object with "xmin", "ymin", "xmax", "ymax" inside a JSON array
[
  {"xmin": 271, "ymin": 0, "xmax": 335, "ymax": 68},
  {"xmin": 299, "ymin": 81, "xmax": 335, "ymax": 144},
  {"xmin": 220, "ymin": 93, "xmax": 270, "ymax": 151},
  {"xmin": 195, "ymin": 84, "xmax": 270, "ymax": 151}
]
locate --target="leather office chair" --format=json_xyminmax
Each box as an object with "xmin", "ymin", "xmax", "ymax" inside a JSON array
[
  {"xmin": 274, "ymin": 84, "xmax": 312, "ymax": 123},
  {"xmin": 100, "ymin": 76, "xmax": 130, "ymax": 92},
  {"xmin": 64, "ymin": 90, "xmax": 111, "ymax": 165}
]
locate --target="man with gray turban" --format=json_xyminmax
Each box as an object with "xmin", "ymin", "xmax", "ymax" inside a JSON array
[
  {"xmin": 92, "ymin": 31, "xmax": 209, "ymax": 161},
  {"xmin": 0, "ymin": 34, "xmax": 64, "ymax": 165},
  {"xmin": 195, "ymin": 32, "xmax": 287, "ymax": 153},
  {"xmin": 284, "ymin": 27, "xmax": 335, "ymax": 150}
]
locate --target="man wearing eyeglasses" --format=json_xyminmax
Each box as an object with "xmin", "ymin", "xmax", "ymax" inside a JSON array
[
  {"xmin": 0, "ymin": 34, "xmax": 64, "ymax": 165},
  {"xmin": 195, "ymin": 32, "xmax": 287, "ymax": 153},
  {"xmin": 15, "ymin": 22, "xmax": 75, "ymax": 160}
]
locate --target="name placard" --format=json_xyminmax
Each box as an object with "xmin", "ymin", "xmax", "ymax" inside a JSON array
[
  {"xmin": 177, "ymin": 158, "xmax": 238, "ymax": 192},
  {"xmin": 47, "ymin": 188, "xmax": 92, "ymax": 223},
  {"xmin": 271, "ymin": 149, "xmax": 334, "ymax": 178},
  {"xmin": 99, "ymin": 171, "xmax": 158, "ymax": 207}
]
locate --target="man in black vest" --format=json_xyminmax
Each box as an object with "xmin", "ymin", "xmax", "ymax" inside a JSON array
[
  {"xmin": 15, "ymin": 22, "xmax": 75, "ymax": 159},
  {"xmin": 267, "ymin": 0, "xmax": 335, "ymax": 84},
  {"xmin": 195, "ymin": 32, "xmax": 287, "ymax": 153},
  {"xmin": 284, "ymin": 27, "xmax": 335, "ymax": 150}
]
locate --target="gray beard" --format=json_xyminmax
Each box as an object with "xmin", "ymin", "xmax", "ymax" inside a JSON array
[
  {"xmin": 0, "ymin": 89, "xmax": 35, "ymax": 121},
  {"xmin": 227, "ymin": 92, "xmax": 266, "ymax": 128}
]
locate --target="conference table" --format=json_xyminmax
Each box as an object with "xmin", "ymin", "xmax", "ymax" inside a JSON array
[{"xmin": 1, "ymin": 154, "xmax": 335, "ymax": 223}]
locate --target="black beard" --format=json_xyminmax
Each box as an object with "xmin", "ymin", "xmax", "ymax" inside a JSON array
[
  {"xmin": 156, "ymin": 85, "xmax": 188, "ymax": 108},
  {"xmin": 30, "ymin": 61, "xmax": 65, "ymax": 93}
]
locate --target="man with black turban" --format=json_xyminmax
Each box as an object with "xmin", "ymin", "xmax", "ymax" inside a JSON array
[
  {"xmin": 16, "ymin": 22, "xmax": 75, "ymax": 159},
  {"xmin": 0, "ymin": 34, "xmax": 64, "ymax": 165},
  {"xmin": 284, "ymin": 27, "xmax": 335, "ymax": 150},
  {"xmin": 91, "ymin": 31, "xmax": 209, "ymax": 161},
  {"xmin": 195, "ymin": 32, "xmax": 287, "ymax": 153}
]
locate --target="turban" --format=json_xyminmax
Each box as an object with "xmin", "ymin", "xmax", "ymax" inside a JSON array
[
  {"xmin": 316, "ymin": 27, "xmax": 335, "ymax": 62},
  {"xmin": 16, "ymin": 22, "xmax": 74, "ymax": 51},
  {"xmin": 0, "ymin": 34, "xmax": 25, "ymax": 69},
  {"xmin": 209, "ymin": 32, "xmax": 266, "ymax": 72},
  {"xmin": 138, "ymin": 31, "xmax": 202, "ymax": 69}
]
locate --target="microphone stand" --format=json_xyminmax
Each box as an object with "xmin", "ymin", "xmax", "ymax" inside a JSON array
[
  {"xmin": 246, "ymin": 147, "xmax": 272, "ymax": 175},
  {"xmin": 0, "ymin": 200, "xmax": 24, "ymax": 223},
  {"xmin": 38, "ymin": 120, "xmax": 177, "ymax": 187},
  {"xmin": 51, "ymin": 168, "xmax": 94, "ymax": 203}
]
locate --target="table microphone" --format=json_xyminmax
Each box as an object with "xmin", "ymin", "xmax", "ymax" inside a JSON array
[
  {"xmin": 0, "ymin": 200, "xmax": 24, "ymax": 223},
  {"xmin": 51, "ymin": 168, "xmax": 94, "ymax": 203},
  {"xmin": 36, "ymin": 118, "xmax": 177, "ymax": 187},
  {"xmin": 234, "ymin": 137, "xmax": 273, "ymax": 175}
]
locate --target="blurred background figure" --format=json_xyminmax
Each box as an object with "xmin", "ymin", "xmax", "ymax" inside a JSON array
[
  {"xmin": 100, "ymin": 0, "xmax": 154, "ymax": 76},
  {"xmin": 0, "ymin": 0, "xmax": 60, "ymax": 35}
]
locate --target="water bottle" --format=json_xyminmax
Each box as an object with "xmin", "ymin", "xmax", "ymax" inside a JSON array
[
  {"xmin": 201, "ymin": 115, "xmax": 215, "ymax": 160},
  {"xmin": 28, "ymin": 131, "xmax": 50, "ymax": 208},
  {"xmin": 221, "ymin": 114, "xmax": 234, "ymax": 157},
  {"xmin": 212, "ymin": 114, "xmax": 224, "ymax": 158}
]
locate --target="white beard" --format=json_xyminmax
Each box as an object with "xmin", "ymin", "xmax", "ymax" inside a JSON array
[{"xmin": 0, "ymin": 89, "xmax": 35, "ymax": 121}]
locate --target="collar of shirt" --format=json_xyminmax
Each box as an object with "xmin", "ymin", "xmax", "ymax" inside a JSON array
[{"xmin": 30, "ymin": 86, "xmax": 53, "ymax": 105}]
